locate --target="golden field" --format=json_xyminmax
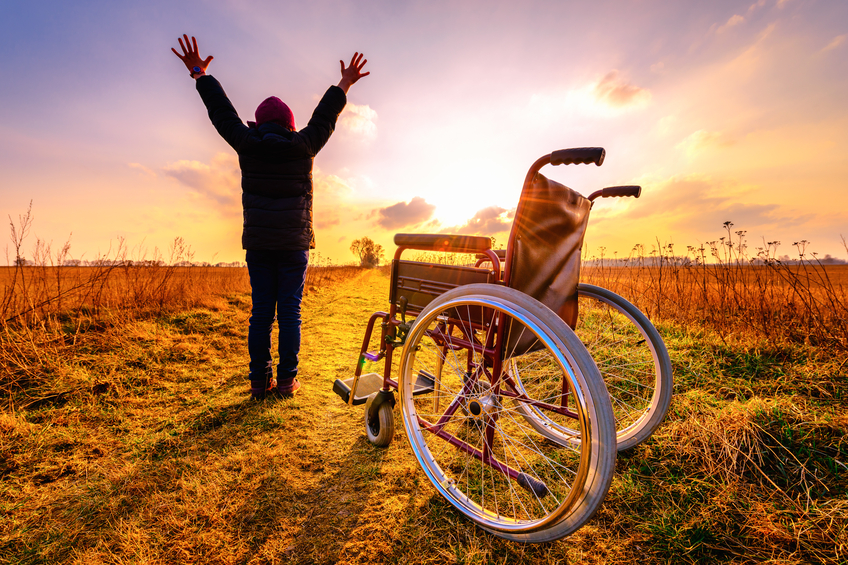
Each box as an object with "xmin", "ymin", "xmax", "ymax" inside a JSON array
[
  {"xmin": 0, "ymin": 243, "xmax": 846, "ymax": 563},
  {"xmin": 582, "ymin": 262, "xmax": 848, "ymax": 350}
]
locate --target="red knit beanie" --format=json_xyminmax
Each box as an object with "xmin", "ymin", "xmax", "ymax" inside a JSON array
[{"xmin": 254, "ymin": 96, "xmax": 295, "ymax": 130}]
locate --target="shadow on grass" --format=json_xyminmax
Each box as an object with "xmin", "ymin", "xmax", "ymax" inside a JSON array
[
  {"xmin": 231, "ymin": 434, "xmax": 395, "ymax": 565},
  {"xmin": 5, "ymin": 394, "xmax": 406, "ymax": 564}
]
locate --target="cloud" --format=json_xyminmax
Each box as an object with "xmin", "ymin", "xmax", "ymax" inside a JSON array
[
  {"xmin": 313, "ymin": 169, "xmax": 355, "ymax": 201},
  {"xmin": 593, "ymin": 174, "xmax": 813, "ymax": 237},
  {"xmin": 371, "ymin": 197, "xmax": 436, "ymax": 230},
  {"xmin": 439, "ymin": 206, "xmax": 514, "ymax": 236},
  {"xmin": 163, "ymin": 153, "xmax": 241, "ymax": 213},
  {"xmin": 128, "ymin": 162, "xmax": 156, "ymax": 177},
  {"xmin": 746, "ymin": 0, "xmax": 767, "ymax": 16},
  {"xmin": 822, "ymin": 34, "xmax": 846, "ymax": 53},
  {"xmin": 676, "ymin": 130, "xmax": 735, "ymax": 156},
  {"xmin": 313, "ymin": 171, "xmax": 356, "ymax": 229},
  {"xmin": 338, "ymin": 103, "xmax": 377, "ymax": 140},
  {"xmin": 594, "ymin": 71, "xmax": 651, "ymax": 108},
  {"xmin": 717, "ymin": 14, "xmax": 745, "ymax": 34}
]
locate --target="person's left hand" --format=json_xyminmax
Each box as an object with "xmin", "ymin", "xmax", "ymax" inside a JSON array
[
  {"xmin": 171, "ymin": 34, "xmax": 213, "ymax": 77},
  {"xmin": 337, "ymin": 52, "xmax": 369, "ymax": 93}
]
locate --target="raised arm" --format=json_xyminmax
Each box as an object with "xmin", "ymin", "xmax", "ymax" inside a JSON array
[
  {"xmin": 172, "ymin": 35, "xmax": 252, "ymax": 151},
  {"xmin": 337, "ymin": 52, "xmax": 370, "ymax": 94},
  {"xmin": 171, "ymin": 34, "xmax": 214, "ymax": 79}
]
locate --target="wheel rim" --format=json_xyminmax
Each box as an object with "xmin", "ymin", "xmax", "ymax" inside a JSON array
[{"xmin": 399, "ymin": 294, "xmax": 593, "ymax": 534}]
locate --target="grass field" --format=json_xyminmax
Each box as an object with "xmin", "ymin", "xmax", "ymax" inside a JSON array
[{"xmin": 1, "ymin": 265, "xmax": 846, "ymax": 564}]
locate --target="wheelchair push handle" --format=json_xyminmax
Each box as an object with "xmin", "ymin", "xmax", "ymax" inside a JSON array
[
  {"xmin": 525, "ymin": 147, "xmax": 606, "ymax": 185},
  {"xmin": 588, "ymin": 185, "xmax": 642, "ymax": 202},
  {"xmin": 550, "ymin": 147, "xmax": 606, "ymax": 167},
  {"xmin": 551, "ymin": 147, "xmax": 606, "ymax": 167}
]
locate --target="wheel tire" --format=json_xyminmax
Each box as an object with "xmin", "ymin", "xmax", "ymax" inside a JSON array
[
  {"xmin": 365, "ymin": 393, "xmax": 395, "ymax": 447},
  {"xmin": 398, "ymin": 284, "xmax": 616, "ymax": 542},
  {"xmin": 576, "ymin": 284, "xmax": 672, "ymax": 450}
]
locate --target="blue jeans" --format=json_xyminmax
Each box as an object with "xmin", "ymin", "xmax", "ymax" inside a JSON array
[{"xmin": 245, "ymin": 249, "xmax": 309, "ymax": 389}]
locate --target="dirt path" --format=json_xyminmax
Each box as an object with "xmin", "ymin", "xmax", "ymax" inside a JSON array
[{"xmin": 249, "ymin": 270, "xmax": 583, "ymax": 564}]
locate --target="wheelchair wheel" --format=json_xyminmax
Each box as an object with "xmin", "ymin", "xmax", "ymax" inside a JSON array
[
  {"xmin": 365, "ymin": 393, "xmax": 395, "ymax": 447},
  {"xmin": 576, "ymin": 284, "xmax": 672, "ymax": 450},
  {"xmin": 513, "ymin": 284, "xmax": 672, "ymax": 451},
  {"xmin": 398, "ymin": 284, "xmax": 616, "ymax": 542}
]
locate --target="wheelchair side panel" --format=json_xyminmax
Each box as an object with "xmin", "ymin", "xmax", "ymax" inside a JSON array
[{"xmin": 390, "ymin": 260, "xmax": 492, "ymax": 315}]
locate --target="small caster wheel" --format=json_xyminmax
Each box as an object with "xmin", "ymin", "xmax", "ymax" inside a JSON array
[{"xmin": 365, "ymin": 391, "xmax": 395, "ymax": 447}]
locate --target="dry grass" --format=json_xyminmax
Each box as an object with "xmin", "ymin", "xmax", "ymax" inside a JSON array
[
  {"xmin": 1, "ymin": 204, "xmax": 358, "ymax": 332},
  {"xmin": 1, "ymin": 265, "xmax": 846, "ymax": 564},
  {"xmin": 1, "ymin": 264, "xmax": 248, "ymax": 322},
  {"xmin": 582, "ymin": 231, "xmax": 848, "ymax": 352},
  {"xmin": 2, "ymin": 211, "xmax": 846, "ymax": 563}
]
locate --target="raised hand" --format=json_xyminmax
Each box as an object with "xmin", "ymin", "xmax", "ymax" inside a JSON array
[
  {"xmin": 171, "ymin": 34, "xmax": 214, "ymax": 77},
  {"xmin": 337, "ymin": 52, "xmax": 370, "ymax": 94}
]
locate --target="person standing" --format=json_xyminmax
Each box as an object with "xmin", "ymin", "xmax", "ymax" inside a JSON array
[{"xmin": 172, "ymin": 35, "xmax": 369, "ymax": 400}]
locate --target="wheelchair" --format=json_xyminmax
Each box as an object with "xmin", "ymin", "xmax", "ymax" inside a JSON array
[{"xmin": 332, "ymin": 148, "xmax": 672, "ymax": 542}]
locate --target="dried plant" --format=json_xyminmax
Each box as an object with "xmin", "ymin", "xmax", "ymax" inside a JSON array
[{"xmin": 582, "ymin": 222, "xmax": 848, "ymax": 351}]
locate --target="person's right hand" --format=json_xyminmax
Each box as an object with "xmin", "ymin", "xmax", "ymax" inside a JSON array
[{"xmin": 171, "ymin": 35, "xmax": 213, "ymax": 78}]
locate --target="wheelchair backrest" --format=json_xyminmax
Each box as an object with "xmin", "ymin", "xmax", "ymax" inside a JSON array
[{"xmin": 506, "ymin": 172, "xmax": 591, "ymax": 329}]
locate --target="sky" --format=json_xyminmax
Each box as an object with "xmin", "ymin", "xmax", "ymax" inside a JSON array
[{"xmin": 1, "ymin": 0, "xmax": 846, "ymax": 266}]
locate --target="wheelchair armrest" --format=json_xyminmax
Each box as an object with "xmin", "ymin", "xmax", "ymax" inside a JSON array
[
  {"xmin": 394, "ymin": 233, "xmax": 492, "ymax": 253},
  {"xmin": 475, "ymin": 248, "xmax": 506, "ymax": 264}
]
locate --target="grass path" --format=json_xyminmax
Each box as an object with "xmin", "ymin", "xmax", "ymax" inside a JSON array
[{"xmin": 2, "ymin": 269, "xmax": 846, "ymax": 564}]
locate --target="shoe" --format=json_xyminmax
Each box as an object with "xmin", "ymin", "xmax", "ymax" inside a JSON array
[
  {"xmin": 276, "ymin": 378, "xmax": 302, "ymax": 397},
  {"xmin": 250, "ymin": 377, "xmax": 277, "ymax": 400}
]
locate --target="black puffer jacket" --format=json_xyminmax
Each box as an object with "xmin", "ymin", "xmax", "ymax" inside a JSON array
[{"xmin": 195, "ymin": 75, "xmax": 347, "ymax": 250}]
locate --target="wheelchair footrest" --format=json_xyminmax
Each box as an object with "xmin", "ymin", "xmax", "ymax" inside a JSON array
[
  {"xmin": 413, "ymin": 370, "xmax": 435, "ymax": 395},
  {"xmin": 333, "ymin": 373, "xmax": 384, "ymax": 406}
]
